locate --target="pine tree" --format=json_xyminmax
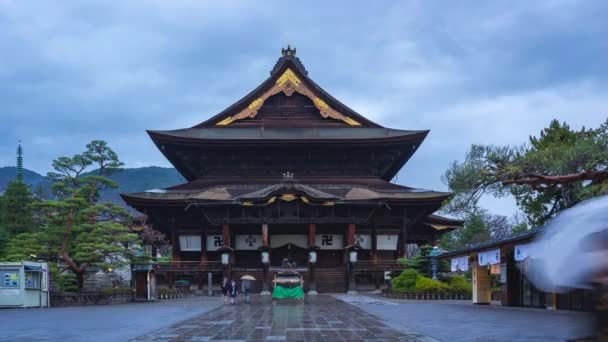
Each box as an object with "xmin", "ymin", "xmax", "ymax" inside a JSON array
[{"xmin": 33, "ymin": 140, "xmax": 139, "ymax": 288}]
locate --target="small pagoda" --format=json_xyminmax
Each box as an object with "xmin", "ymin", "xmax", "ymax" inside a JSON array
[{"xmin": 122, "ymin": 46, "xmax": 462, "ymax": 293}]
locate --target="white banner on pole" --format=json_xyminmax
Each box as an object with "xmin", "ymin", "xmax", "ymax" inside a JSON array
[
  {"xmin": 179, "ymin": 235, "xmax": 201, "ymax": 251},
  {"xmin": 450, "ymin": 256, "xmax": 469, "ymax": 272},
  {"xmin": 315, "ymin": 234, "xmax": 344, "ymax": 249},
  {"xmin": 207, "ymin": 235, "xmax": 224, "ymax": 251},
  {"xmin": 377, "ymin": 234, "xmax": 398, "ymax": 250},
  {"xmin": 478, "ymin": 249, "xmax": 501, "ymax": 266},
  {"xmin": 235, "ymin": 234, "xmax": 263, "ymax": 250}
]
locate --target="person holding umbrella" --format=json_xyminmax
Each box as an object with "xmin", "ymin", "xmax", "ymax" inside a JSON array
[{"xmin": 240, "ymin": 275, "xmax": 255, "ymax": 304}]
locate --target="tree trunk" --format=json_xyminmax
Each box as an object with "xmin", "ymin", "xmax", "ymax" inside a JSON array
[{"xmin": 76, "ymin": 271, "xmax": 84, "ymax": 290}]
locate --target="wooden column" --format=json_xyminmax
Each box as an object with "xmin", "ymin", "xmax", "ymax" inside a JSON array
[
  {"xmin": 222, "ymin": 223, "xmax": 230, "ymax": 247},
  {"xmin": 170, "ymin": 218, "xmax": 181, "ymax": 262},
  {"xmin": 397, "ymin": 214, "xmax": 408, "ymax": 259},
  {"xmin": 199, "ymin": 230, "xmax": 207, "ymax": 290},
  {"xmin": 347, "ymin": 223, "xmax": 356, "ymax": 246},
  {"xmin": 200, "ymin": 230, "xmax": 207, "ymax": 262},
  {"xmin": 169, "ymin": 217, "xmax": 179, "ymax": 289},
  {"xmin": 371, "ymin": 228, "xmax": 378, "ymax": 264},
  {"xmin": 261, "ymin": 223, "xmax": 270, "ymax": 295},
  {"xmin": 308, "ymin": 223, "xmax": 317, "ymax": 294},
  {"xmin": 308, "ymin": 223, "xmax": 316, "ymax": 247},
  {"xmin": 262, "ymin": 223, "xmax": 269, "ymax": 247}
]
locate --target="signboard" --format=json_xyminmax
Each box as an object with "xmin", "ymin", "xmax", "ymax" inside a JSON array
[
  {"xmin": 315, "ymin": 234, "xmax": 344, "ymax": 250},
  {"xmin": 354, "ymin": 234, "xmax": 371, "ymax": 249},
  {"xmin": 377, "ymin": 234, "xmax": 398, "ymax": 250},
  {"xmin": 235, "ymin": 234, "xmax": 263, "ymax": 250},
  {"xmin": 450, "ymin": 256, "xmax": 469, "ymax": 272},
  {"xmin": 478, "ymin": 249, "xmax": 501, "ymax": 266},
  {"xmin": 270, "ymin": 235, "xmax": 307, "ymax": 248},
  {"xmin": 207, "ymin": 235, "xmax": 224, "ymax": 251},
  {"xmin": 179, "ymin": 235, "xmax": 201, "ymax": 251}
]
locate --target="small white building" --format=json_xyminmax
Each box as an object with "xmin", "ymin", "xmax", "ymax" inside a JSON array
[{"xmin": 0, "ymin": 261, "xmax": 50, "ymax": 308}]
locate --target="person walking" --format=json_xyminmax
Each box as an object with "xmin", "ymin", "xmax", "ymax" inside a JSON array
[
  {"xmin": 241, "ymin": 280, "xmax": 252, "ymax": 304},
  {"xmin": 229, "ymin": 279, "xmax": 238, "ymax": 305},
  {"xmin": 221, "ymin": 278, "xmax": 229, "ymax": 304}
]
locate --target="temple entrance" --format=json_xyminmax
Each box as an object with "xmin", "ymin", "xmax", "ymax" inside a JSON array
[{"xmin": 270, "ymin": 243, "xmax": 307, "ymax": 268}]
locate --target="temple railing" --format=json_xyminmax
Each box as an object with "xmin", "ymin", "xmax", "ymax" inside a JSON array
[
  {"xmin": 353, "ymin": 260, "xmax": 407, "ymax": 272},
  {"xmin": 155, "ymin": 261, "xmax": 223, "ymax": 272}
]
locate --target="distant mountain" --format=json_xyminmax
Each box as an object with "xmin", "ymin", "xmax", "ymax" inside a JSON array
[
  {"xmin": 0, "ymin": 166, "xmax": 184, "ymax": 210},
  {"xmin": 0, "ymin": 167, "xmax": 52, "ymax": 196}
]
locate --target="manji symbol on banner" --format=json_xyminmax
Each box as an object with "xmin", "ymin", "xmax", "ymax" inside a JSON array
[
  {"xmin": 315, "ymin": 234, "xmax": 343, "ymax": 250},
  {"xmin": 207, "ymin": 235, "xmax": 224, "ymax": 251}
]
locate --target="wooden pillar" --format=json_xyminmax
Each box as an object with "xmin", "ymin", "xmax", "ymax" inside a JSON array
[
  {"xmin": 262, "ymin": 223, "xmax": 269, "ymax": 247},
  {"xmin": 199, "ymin": 230, "xmax": 207, "ymax": 290},
  {"xmin": 308, "ymin": 223, "xmax": 317, "ymax": 294},
  {"xmin": 397, "ymin": 214, "xmax": 408, "ymax": 259},
  {"xmin": 308, "ymin": 223, "xmax": 316, "ymax": 247},
  {"xmin": 170, "ymin": 218, "xmax": 181, "ymax": 262},
  {"xmin": 261, "ymin": 223, "xmax": 270, "ymax": 295},
  {"xmin": 473, "ymin": 256, "xmax": 491, "ymax": 304},
  {"xmin": 222, "ymin": 223, "xmax": 230, "ymax": 247},
  {"xmin": 347, "ymin": 223, "xmax": 355, "ymax": 246},
  {"xmin": 200, "ymin": 231, "xmax": 207, "ymax": 262},
  {"xmin": 169, "ymin": 218, "xmax": 179, "ymax": 289},
  {"xmin": 371, "ymin": 228, "xmax": 378, "ymax": 264}
]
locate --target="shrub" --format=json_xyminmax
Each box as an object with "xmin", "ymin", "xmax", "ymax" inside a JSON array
[
  {"xmin": 392, "ymin": 269, "xmax": 419, "ymax": 293},
  {"xmin": 100, "ymin": 287, "xmax": 133, "ymax": 296},
  {"xmin": 414, "ymin": 276, "xmax": 449, "ymax": 293},
  {"xmin": 58, "ymin": 273, "xmax": 79, "ymax": 292},
  {"xmin": 446, "ymin": 275, "xmax": 472, "ymax": 295}
]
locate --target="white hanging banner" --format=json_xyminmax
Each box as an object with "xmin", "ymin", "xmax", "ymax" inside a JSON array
[
  {"xmin": 235, "ymin": 234, "xmax": 263, "ymax": 250},
  {"xmin": 270, "ymin": 235, "xmax": 308, "ymax": 248},
  {"xmin": 179, "ymin": 235, "xmax": 201, "ymax": 251},
  {"xmin": 207, "ymin": 235, "xmax": 224, "ymax": 251},
  {"xmin": 377, "ymin": 234, "xmax": 398, "ymax": 250},
  {"xmin": 514, "ymin": 243, "xmax": 535, "ymax": 261},
  {"xmin": 450, "ymin": 256, "xmax": 469, "ymax": 272},
  {"xmin": 354, "ymin": 234, "xmax": 371, "ymax": 249},
  {"xmin": 478, "ymin": 249, "xmax": 501, "ymax": 266},
  {"xmin": 315, "ymin": 234, "xmax": 344, "ymax": 249}
]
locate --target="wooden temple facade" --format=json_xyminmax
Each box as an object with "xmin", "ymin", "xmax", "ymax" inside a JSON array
[{"xmin": 122, "ymin": 47, "xmax": 462, "ymax": 293}]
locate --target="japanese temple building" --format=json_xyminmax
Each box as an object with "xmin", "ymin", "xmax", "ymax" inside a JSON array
[{"xmin": 121, "ymin": 47, "xmax": 462, "ymax": 293}]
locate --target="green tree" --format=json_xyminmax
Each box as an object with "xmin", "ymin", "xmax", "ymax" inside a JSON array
[
  {"xmin": 33, "ymin": 140, "xmax": 139, "ymax": 288},
  {"xmin": 443, "ymin": 119, "xmax": 608, "ymax": 226},
  {"xmin": 0, "ymin": 180, "xmax": 36, "ymax": 235},
  {"xmin": 440, "ymin": 211, "xmax": 491, "ymax": 250},
  {"xmin": 400, "ymin": 245, "xmax": 436, "ymax": 277}
]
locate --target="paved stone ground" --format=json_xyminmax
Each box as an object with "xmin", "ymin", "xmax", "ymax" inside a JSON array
[
  {"xmin": 134, "ymin": 295, "xmax": 433, "ymax": 342},
  {"xmin": 0, "ymin": 297, "xmax": 221, "ymax": 342},
  {"xmin": 351, "ymin": 295, "xmax": 594, "ymax": 342}
]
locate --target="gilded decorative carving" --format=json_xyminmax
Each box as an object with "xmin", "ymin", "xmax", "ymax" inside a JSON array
[
  {"xmin": 276, "ymin": 68, "xmax": 302, "ymax": 87},
  {"xmin": 216, "ymin": 68, "xmax": 362, "ymax": 126}
]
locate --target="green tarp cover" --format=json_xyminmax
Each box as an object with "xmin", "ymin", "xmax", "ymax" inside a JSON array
[{"xmin": 272, "ymin": 285, "xmax": 305, "ymax": 299}]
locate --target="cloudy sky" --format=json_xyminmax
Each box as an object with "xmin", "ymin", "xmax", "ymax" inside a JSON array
[{"xmin": 1, "ymin": 1, "xmax": 607, "ymax": 217}]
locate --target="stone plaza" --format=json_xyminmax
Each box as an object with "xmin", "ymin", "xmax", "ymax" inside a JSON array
[{"xmin": 0, "ymin": 294, "xmax": 593, "ymax": 341}]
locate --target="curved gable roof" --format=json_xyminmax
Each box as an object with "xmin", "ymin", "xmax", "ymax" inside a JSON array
[{"xmin": 195, "ymin": 50, "xmax": 382, "ymax": 128}]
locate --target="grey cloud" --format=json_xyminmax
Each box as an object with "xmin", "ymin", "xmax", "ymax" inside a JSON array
[{"xmin": 1, "ymin": 0, "xmax": 607, "ymax": 218}]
